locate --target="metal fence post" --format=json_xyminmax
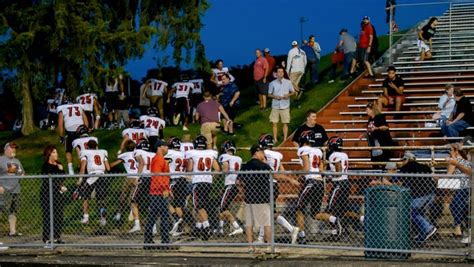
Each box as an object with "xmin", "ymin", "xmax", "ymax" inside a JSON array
[
  {"xmin": 469, "ymin": 149, "xmax": 474, "ymax": 260},
  {"xmin": 389, "ymin": 4, "xmax": 394, "ymax": 65},
  {"xmin": 48, "ymin": 174, "xmax": 55, "ymax": 249},
  {"xmin": 269, "ymin": 171, "xmax": 275, "ymax": 254},
  {"xmin": 449, "ymin": 2, "xmax": 452, "ymax": 57}
]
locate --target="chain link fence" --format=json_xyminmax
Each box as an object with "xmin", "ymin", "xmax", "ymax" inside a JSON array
[{"xmin": 0, "ymin": 167, "xmax": 472, "ymax": 259}]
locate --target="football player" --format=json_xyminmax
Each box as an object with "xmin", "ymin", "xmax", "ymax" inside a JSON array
[
  {"xmin": 185, "ymin": 135, "xmax": 220, "ymax": 240},
  {"xmin": 72, "ymin": 125, "xmax": 98, "ymax": 160},
  {"xmin": 210, "ymin": 59, "xmax": 235, "ymax": 96},
  {"xmin": 169, "ymin": 75, "xmax": 193, "ymax": 131},
  {"xmin": 140, "ymin": 107, "xmax": 166, "ymax": 150},
  {"xmin": 216, "ymin": 140, "xmax": 244, "ymax": 236},
  {"xmin": 78, "ymin": 140, "xmax": 110, "ymax": 226},
  {"xmin": 316, "ymin": 136, "xmax": 350, "ymax": 239},
  {"xmin": 76, "ymin": 90, "xmax": 101, "ymax": 129},
  {"xmin": 142, "ymin": 78, "xmax": 168, "ymax": 119},
  {"xmin": 57, "ymin": 97, "xmax": 89, "ymax": 175},
  {"xmin": 256, "ymin": 134, "xmax": 300, "ymax": 243},
  {"xmin": 120, "ymin": 119, "xmax": 149, "ymax": 151},
  {"xmin": 188, "ymin": 75, "xmax": 204, "ymax": 123},
  {"xmin": 295, "ymin": 130, "xmax": 324, "ymax": 244}
]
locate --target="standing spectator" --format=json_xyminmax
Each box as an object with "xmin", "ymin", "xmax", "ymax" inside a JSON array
[
  {"xmin": 441, "ymin": 88, "xmax": 472, "ymax": 138},
  {"xmin": 116, "ymin": 83, "xmax": 131, "ymax": 129},
  {"xmin": 376, "ymin": 66, "xmax": 405, "ymax": 112},
  {"xmin": 286, "ymin": 41, "xmax": 307, "ymax": 99},
  {"xmin": 396, "ymin": 152, "xmax": 437, "ymax": 243},
  {"xmin": 302, "ymin": 35, "xmax": 321, "ymax": 85},
  {"xmin": 386, "ymin": 0, "xmax": 396, "ymax": 33},
  {"xmin": 104, "ymin": 73, "xmax": 123, "ymax": 128},
  {"xmin": 363, "ymin": 102, "xmax": 392, "ymax": 164},
  {"xmin": 338, "ymin": 29, "xmax": 357, "ymax": 80},
  {"xmin": 417, "ymin": 17, "xmax": 438, "ymax": 61},
  {"xmin": 40, "ymin": 145, "xmax": 66, "ymax": 244},
  {"xmin": 0, "ymin": 142, "xmax": 24, "ymax": 237},
  {"xmin": 264, "ymin": 48, "xmax": 276, "ymax": 81},
  {"xmin": 254, "ymin": 49, "xmax": 270, "ymax": 111},
  {"xmin": 432, "ymin": 84, "xmax": 455, "ymax": 127},
  {"xmin": 57, "ymin": 97, "xmax": 89, "ymax": 175},
  {"xmin": 196, "ymin": 91, "xmax": 232, "ymax": 150},
  {"xmin": 328, "ymin": 47, "xmax": 344, "ymax": 83},
  {"xmin": 292, "ymin": 109, "xmax": 328, "ymax": 147},
  {"xmin": 268, "ymin": 66, "xmax": 295, "ymax": 143},
  {"xmin": 220, "ymin": 74, "xmax": 240, "ymax": 136},
  {"xmin": 353, "ymin": 16, "xmax": 375, "ymax": 77},
  {"xmin": 445, "ymin": 143, "xmax": 471, "ymax": 243},
  {"xmin": 144, "ymin": 139, "xmax": 172, "ymax": 249},
  {"xmin": 237, "ymin": 144, "xmax": 272, "ymax": 247},
  {"xmin": 210, "ymin": 59, "xmax": 235, "ymax": 97}
]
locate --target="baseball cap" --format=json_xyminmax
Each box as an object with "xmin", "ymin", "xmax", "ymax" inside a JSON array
[
  {"xmin": 264, "ymin": 48, "xmax": 270, "ymax": 53},
  {"xmin": 4, "ymin": 142, "xmax": 17, "ymax": 150},
  {"xmin": 339, "ymin": 28, "xmax": 348, "ymax": 34},
  {"xmin": 291, "ymin": 40, "xmax": 298, "ymax": 46},
  {"xmin": 363, "ymin": 15, "xmax": 370, "ymax": 21},
  {"xmin": 402, "ymin": 151, "xmax": 416, "ymax": 161},
  {"xmin": 250, "ymin": 144, "xmax": 263, "ymax": 155},
  {"xmin": 385, "ymin": 162, "xmax": 397, "ymax": 170}
]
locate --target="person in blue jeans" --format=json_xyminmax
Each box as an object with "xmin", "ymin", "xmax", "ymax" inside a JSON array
[{"xmin": 441, "ymin": 88, "xmax": 472, "ymax": 138}]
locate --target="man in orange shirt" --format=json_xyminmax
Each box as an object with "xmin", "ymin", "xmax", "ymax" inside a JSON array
[{"xmin": 144, "ymin": 139, "xmax": 173, "ymax": 250}]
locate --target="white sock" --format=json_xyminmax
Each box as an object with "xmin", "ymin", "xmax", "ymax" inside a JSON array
[
  {"xmin": 258, "ymin": 227, "xmax": 264, "ymax": 239},
  {"xmin": 68, "ymin": 163, "xmax": 74, "ymax": 175},
  {"xmin": 83, "ymin": 214, "xmax": 89, "ymax": 219},
  {"xmin": 299, "ymin": 231, "xmax": 306, "ymax": 238},
  {"xmin": 219, "ymin": 220, "xmax": 224, "ymax": 228},
  {"xmin": 134, "ymin": 219, "xmax": 139, "ymax": 225},
  {"xmin": 202, "ymin": 221, "xmax": 210, "ymax": 228},
  {"xmin": 360, "ymin": 215, "xmax": 365, "ymax": 223},
  {"xmin": 196, "ymin": 222, "xmax": 202, "ymax": 229},
  {"xmin": 175, "ymin": 218, "xmax": 183, "ymax": 225},
  {"xmin": 276, "ymin": 215, "xmax": 293, "ymax": 233},
  {"xmin": 232, "ymin": 221, "xmax": 240, "ymax": 229},
  {"xmin": 329, "ymin": 216, "xmax": 337, "ymax": 224}
]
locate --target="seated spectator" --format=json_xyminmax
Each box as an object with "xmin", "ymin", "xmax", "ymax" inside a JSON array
[
  {"xmin": 362, "ymin": 102, "xmax": 393, "ymax": 165},
  {"xmin": 220, "ymin": 74, "xmax": 240, "ymax": 136},
  {"xmin": 441, "ymin": 88, "xmax": 472, "ymax": 138},
  {"xmin": 432, "ymin": 84, "xmax": 455, "ymax": 127},
  {"xmin": 376, "ymin": 66, "xmax": 405, "ymax": 112}
]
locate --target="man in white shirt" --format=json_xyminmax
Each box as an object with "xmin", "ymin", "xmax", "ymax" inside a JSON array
[{"xmin": 286, "ymin": 41, "xmax": 307, "ymax": 98}]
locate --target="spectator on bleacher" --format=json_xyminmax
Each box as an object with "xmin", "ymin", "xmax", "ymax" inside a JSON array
[
  {"xmin": 446, "ymin": 143, "xmax": 471, "ymax": 243},
  {"xmin": 328, "ymin": 47, "xmax": 344, "ymax": 83},
  {"xmin": 301, "ymin": 35, "xmax": 321, "ymax": 85},
  {"xmin": 441, "ymin": 88, "xmax": 472, "ymax": 138},
  {"xmin": 376, "ymin": 66, "xmax": 405, "ymax": 112},
  {"xmin": 353, "ymin": 16, "xmax": 375, "ymax": 78},
  {"xmin": 263, "ymin": 48, "xmax": 276, "ymax": 82},
  {"xmin": 363, "ymin": 102, "xmax": 393, "ymax": 164},
  {"xmin": 268, "ymin": 66, "xmax": 295, "ymax": 144},
  {"xmin": 417, "ymin": 17, "xmax": 438, "ymax": 61},
  {"xmin": 338, "ymin": 29, "xmax": 357, "ymax": 81},
  {"xmin": 432, "ymin": 84, "xmax": 455, "ymax": 126},
  {"xmin": 40, "ymin": 144, "xmax": 66, "ymax": 244},
  {"xmin": 220, "ymin": 73, "xmax": 240, "ymax": 136},
  {"xmin": 292, "ymin": 109, "xmax": 328, "ymax": 148},
  {"xmin": 286, "ymin": 41, "xmax": 307, "ymax": 99},
  {"xmin": 254, "ymin": 49, "xmax": 270, "ymax": 111}
]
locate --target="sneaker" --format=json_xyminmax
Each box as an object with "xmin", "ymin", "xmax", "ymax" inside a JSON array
[
  {"xmin": 254, "ymin": 236, "xmax": 265, "ymax": 244},
  {"xmin": 328, "ymin": 80, "xmax": 335, "ymax": 84},
  {"xmin": 114, "ymin": 213, "xmax": 122, "ymax": 222},
  {"xmin": 182, "ymin": 125, "xmax": 189, "ymax": 131},
  {"xmin": 213, "ymin": 228, "xmax": 224, "ymax": 235},
  {"xmin": 291, "ymin": 227, "xmax": 300, "ymax": 244},
  {"xmin": 424, "ymin": 227, "xmax": 437, "ymax": 241},
  {"xmin": 173, "ymin": 114, "xmax": 181, "ymax": 125},
  {"xmin": 99, "ymin": 218, "xmax": 107, "ymax": 227},
  {"xmin": 128, "ymin": 224, "xmax": 141, "ymax": 233},
  {"xmin": 172, "ymin": 231, "xmax": 184, "ymax": 237},
  {"xmin": 81, "ymin": 217, "xmax": 89, "ymax": 224},
  {"xmin": 229, "ymin": 227, "xmax": 244, "ymax": 236}
]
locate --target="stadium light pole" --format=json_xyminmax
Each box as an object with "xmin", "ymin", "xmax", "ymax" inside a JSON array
[{"xmin": 300, "ymin": 17, "xmax": 308, "ymax": 44}]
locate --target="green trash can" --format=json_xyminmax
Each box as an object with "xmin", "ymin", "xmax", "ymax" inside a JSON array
[{"xmin": 364, "ymin": 185, "xmax": 411, "ymax": 259}]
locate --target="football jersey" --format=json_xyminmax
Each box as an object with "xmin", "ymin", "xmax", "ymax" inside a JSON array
[
  {"xmin": 72, "ymin": 136, "xmax": 99, "ymax": 154},
  {"xmin": 139, "ymin": 115, "xmax": 166, "ymax": 137},
  {"xmin": 264, "ymin": 149, "xmax": 283, "ymax": 171},
  {"xmin": 172, "ymin": 82, "xmax": 193, "ymax": 99},
  {"xmin": 212, "ymin": 67, "xmax": 235, "ymax": 84},
  {"xmin": 189, "ymin": 79, "xmax": 204, "ymax": 94},
  {"xmin": 218, "ymin": 153, "xmax": 242, "ymax": 186},
  {"xmin": 165, "ymin": 149, "xmax": 186, "ymax": 179},
  {"xmin": 57, "ymin": 103, "xmax": 85, "ymax": 132},
  {"xmin": 134, "ymin": 149, "xmax": 155, "ymax": 174},
  {"xmin": 148, "ymin": 79, "xmax": 168, "ymax": 97},
  {"xmin": 297, "ymin": 146, "xmax": 323, "ymax": 181},
  {"xmin": 180, "ymin": 142, "xmax": 194, "ymax": 153},
  {"xmin": 328, "ymin": 151, "xmax": 349, "ymax": 181},
  {"xmin": 80, "ymin": 149, "xmax": 108, "ymax": 185},
  {"xmin": 117, "ymin": 151, "xmax": 139, "ymax": 179},
  {"xmin": 122, "ymin": 128, "xmax": 149, "ymax": 144},
  {"xmin": 47, "ymin": 99, "xmax": 59, "ymax": 113},
  {"xmin": 76, "ymin": 93, "xmax": 97, "ymax": 112},
  {"xmin": 185, "ymin": 149, "xmax": 218, "ymax": 184}
]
